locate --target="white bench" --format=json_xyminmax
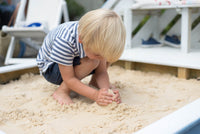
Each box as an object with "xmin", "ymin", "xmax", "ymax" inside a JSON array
[{"xmin": 121, "ymin": 1, "xmax": 200, "ymax": 69}]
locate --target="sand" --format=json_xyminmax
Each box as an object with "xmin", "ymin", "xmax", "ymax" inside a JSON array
[{"xmin": 0, "ymin": 66, "xmax": 200, "ymax": 134}]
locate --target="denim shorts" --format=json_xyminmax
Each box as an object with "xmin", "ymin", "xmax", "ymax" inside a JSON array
[
  {"xmin": 42, "ymin": 57, "xmax": 95, "ymax": 85},
  {"xmin": 42, "ymin": 56, "xmax": 81, "ymax": 85}
]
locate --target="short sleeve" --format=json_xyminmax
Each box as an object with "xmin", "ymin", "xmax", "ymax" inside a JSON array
[{"xmin": 49, "ymin": 37, "xmax": 75, "ymax": 66}]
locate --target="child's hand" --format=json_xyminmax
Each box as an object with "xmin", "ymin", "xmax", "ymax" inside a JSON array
[
  {"xmin": 112, "ymin": 90, "xmax": 121, "ymax": 104},
  {"xmin": 95, "ymin": 88, "xmax": 113, "ymax": 106}
]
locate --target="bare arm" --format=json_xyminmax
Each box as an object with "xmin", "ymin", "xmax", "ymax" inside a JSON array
[
  {"xmin": 59, "ymin": 64, "xmax": 98, "ymax": 101},
  {"xmin": 59, "ymin": 64, "xmax": 113, "ymax": 105},
  {"xmin": 94, "ymin": 60, "xmax": 122, "ymax": 104},
  {"xmin": 94, "ymin": 59, "xmax": 110, "ymax": 89}
]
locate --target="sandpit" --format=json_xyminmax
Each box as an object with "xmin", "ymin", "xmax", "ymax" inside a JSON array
[{"xmin": 0, "ymin": 66, "xmax": 200, "ymax": 134}]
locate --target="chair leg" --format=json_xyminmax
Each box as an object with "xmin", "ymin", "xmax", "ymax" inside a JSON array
[{"xmin": 5, "ymin": 36, "xmax": 16, "ymax": 65}]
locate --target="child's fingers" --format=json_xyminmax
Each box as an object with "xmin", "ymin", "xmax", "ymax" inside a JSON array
[
  {"xmin": 103, "ymin": 96, "xmax": 113, "ymax": 101},
  {"xmin": 117, "ymin": 97, "xmax": 121, "ymax": 103},
  {"xmin": 98, "ymin": 102, "xmax": 109, "ymax": 106},
  {"xmin": 113, "ymin": 89, "xmax": 119, "ymax": 94},
  {"xmin": 96, "ymin": 89, "xmax": 114, "ymax": 106},
  {"xmin": 98, "ymin": 98, "xmax": 112, "ymax": 106},
  {"xmin": 103, "ymin": 92, "xmax": 113, "ymax": 97},
  {"xmin": 113, "ymin": 90, "xmax": 120, "ymax": 98},
  {"xmin": 101, "ymin": 89, "xmax": 114, "ymax": 98},
  {"xmin": 100, "ymin": 93, "xmax": 113, "ymax": 101},
  {"xmin": 111, "ymin": 90, "xmax": 121, "ymax": 103},
  {"xmin": 103, "ymin": 99, "xmax": 113, "ymax": 104},
  {"xmin": 116, "ymin": 99, "xmax": 121, "ymax": 104}
]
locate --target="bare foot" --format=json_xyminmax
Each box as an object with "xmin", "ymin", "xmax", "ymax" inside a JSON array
[{"xmin": 52, "ymin": 89, "xmax": 73, "ymax": 105}]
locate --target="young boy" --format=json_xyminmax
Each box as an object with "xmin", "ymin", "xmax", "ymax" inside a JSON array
[{"xmin": 36, "ymin": 9, "xmax": 126, "ymax": 106}]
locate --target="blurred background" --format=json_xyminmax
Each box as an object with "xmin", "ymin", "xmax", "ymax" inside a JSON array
[{"xmin": 0, "ymin": 0, "xmax": 106, "ymax": 66}]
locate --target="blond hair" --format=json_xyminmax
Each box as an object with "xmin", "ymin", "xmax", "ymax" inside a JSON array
[{"xmin": 78, "ymin": 9, "xmax": 126, "ymax": 63}]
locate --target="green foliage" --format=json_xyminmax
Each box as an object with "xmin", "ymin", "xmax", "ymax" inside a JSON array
[
  {"xmin": 161, "ymin": 14, "xmax": 181, "ymax": 36},
  {"xmin": 192, "ymin": 16, "xmax": 200, "ymax": 30},
  {"xmin": 132, "ymin": 15, "xmax": 150, "ymax": 37},
  {"xmin": 65, "ymin": 0, "xmax": 85, "ymax": 20}
]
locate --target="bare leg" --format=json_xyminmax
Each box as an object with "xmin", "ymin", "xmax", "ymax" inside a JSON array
[
  {"xmin": 53, "ymin": 57, "xmax": 100, "ymax": 105},
  {"xmin": 52, "ymin": 82, "xmax": 73, "ymax": 105},
  {"xmin": 89, "ymin": 74, "xmax": 99, "ymax": 89},
  {"xmin": 89, "ymin": 62, "xmax": 111, "ymax": 89}
]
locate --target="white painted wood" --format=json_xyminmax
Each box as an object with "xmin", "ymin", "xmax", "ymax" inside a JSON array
[
  {"xmin": 165, "ymin": 11, "xmax": 181, "ymax": 36},
  {"xmin": 5, "ymin": 37, "xmax": 15, "ymax": 65},
  {"xmin": 152, "ymin": 15, "xmax": 159, "ymax": 40},
  {"xmin": 131, "ymin": 14, "xmax": 145, "ymax": 32},
  {"xmin": 121, "ymin": 1, "xmax": 200, "ymax": 69},
  {"xmin": 62, "ymin": 0, "xmax": 69, "ymax": 22},
  {"xmin": 15, "ymin": 0, "xmax": 27, "ymax": 25},
  {"xmin": 168, "ymin": 10, "xmax": 200, "ymax": 46},
  {"xmin": 114, "ymin": 0, "xmax": 136, "ymax": 49},
  {"xmin": 0, "ymin": 62, "xmax": 37, "ymax": 73},
  {"xmin": 158, "ymin": 9, "xmax": 178, "ymax": 33},
  {"xmin": 131, "ymin": 16, "xmax": 156, "ymax": 45},
  {"xmin": 112, "ymin": 0, "xmax": 125, "ymax": 15},
  {"xmin": 131, "ymin": 4, "xmax": 200, "ymax": 10},
  {"xmin": 2, "ymin": 26, "xmax": 48, "ymax": 38},
  {"xmin": 5, "ymin": 58, "xmax": 36, "ymax": 65},
  {"xmin": 2, "ymin": 0, "xmax": 69, "ymax": 65},
  {"xmin": 129, "ymin": 9, "xmax": 178, "ymax": 47},
  {"xmin": 120, "ymin": 46, "xmax": 200, "ymax": 69},
  {"xmin": 181, "ymin": 8, "xmax": 191, "ymax": 53},
  {"xmin": 191, "ymin": 11, "xmax": 200, "ymax": 48},
  {"xmin": 133, "ymin": 98, "xmax": 200, "ymax": 134},
  {"xmin": 26, "ymin": 0, "xmax": 64, "ymax": 31},
  {"xmin": 167, "ymin": 9, "xmax": 200, "ymax": 36},
  {"xmin": 191, "ymin": 23, "xmax": 200, "ymax": 48},
  {"xmin": 124, "ymin": 8, "xmax": 132, "ymax": 49},
  {"xmin": 0, "ymin": 130, "xmax": 6, "ymax": 134},
  {"xmin": 113, "ymin": 0, "xmax": 135, "ymax": 16}
]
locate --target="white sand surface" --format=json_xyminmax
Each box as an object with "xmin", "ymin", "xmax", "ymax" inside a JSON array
[{"xmin": 0, "ymin": 66, "xmax": 200, "ymax": 134}]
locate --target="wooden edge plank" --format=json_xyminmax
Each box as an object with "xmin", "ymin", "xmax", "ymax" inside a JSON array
[
  {"xmin": 0, "ymin": 64, "xmax": 39, "ymax": 84},
  {"xmin": 178, "ymin": 67, "xmax": 190, "ymax": 79}
]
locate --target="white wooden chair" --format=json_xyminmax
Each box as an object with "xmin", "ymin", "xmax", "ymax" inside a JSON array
[{"xmin": 2, "ymin": 0, "xmax": 69, "ymax": 65}]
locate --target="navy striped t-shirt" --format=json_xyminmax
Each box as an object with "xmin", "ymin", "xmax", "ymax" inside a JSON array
[{"xmin": 36, "ymin": 21, "xmax": 86, "ymax": 74}]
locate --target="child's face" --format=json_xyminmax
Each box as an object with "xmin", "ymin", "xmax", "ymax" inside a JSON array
[{"xmin": 84, "ymin": 49, "xmax": 104, "ymax": 60}]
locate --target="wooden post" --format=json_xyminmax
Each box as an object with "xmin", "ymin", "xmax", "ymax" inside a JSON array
[
  {"xmin": 178, "ymin": 67, "xmax": 190, "ymax": 79},
  {"xmin": 181, "ymin": 8, "xmax": 191, "ymax": 53},
  {"xmin": 0, "ymin": 67, "xmax": 39, "ymax": 84},
  {"xmin": 124, "ymin": 8, "xmax": 132, "ymax": 49},
  {"xmin": 124, "ymin": 61, "xmax": 132, "ymax": 70}
]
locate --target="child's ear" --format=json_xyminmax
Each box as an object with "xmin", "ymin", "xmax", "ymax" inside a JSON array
[{"xmin": 78, "ymin": 36, "xmax": 82, "ymax": 43}]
